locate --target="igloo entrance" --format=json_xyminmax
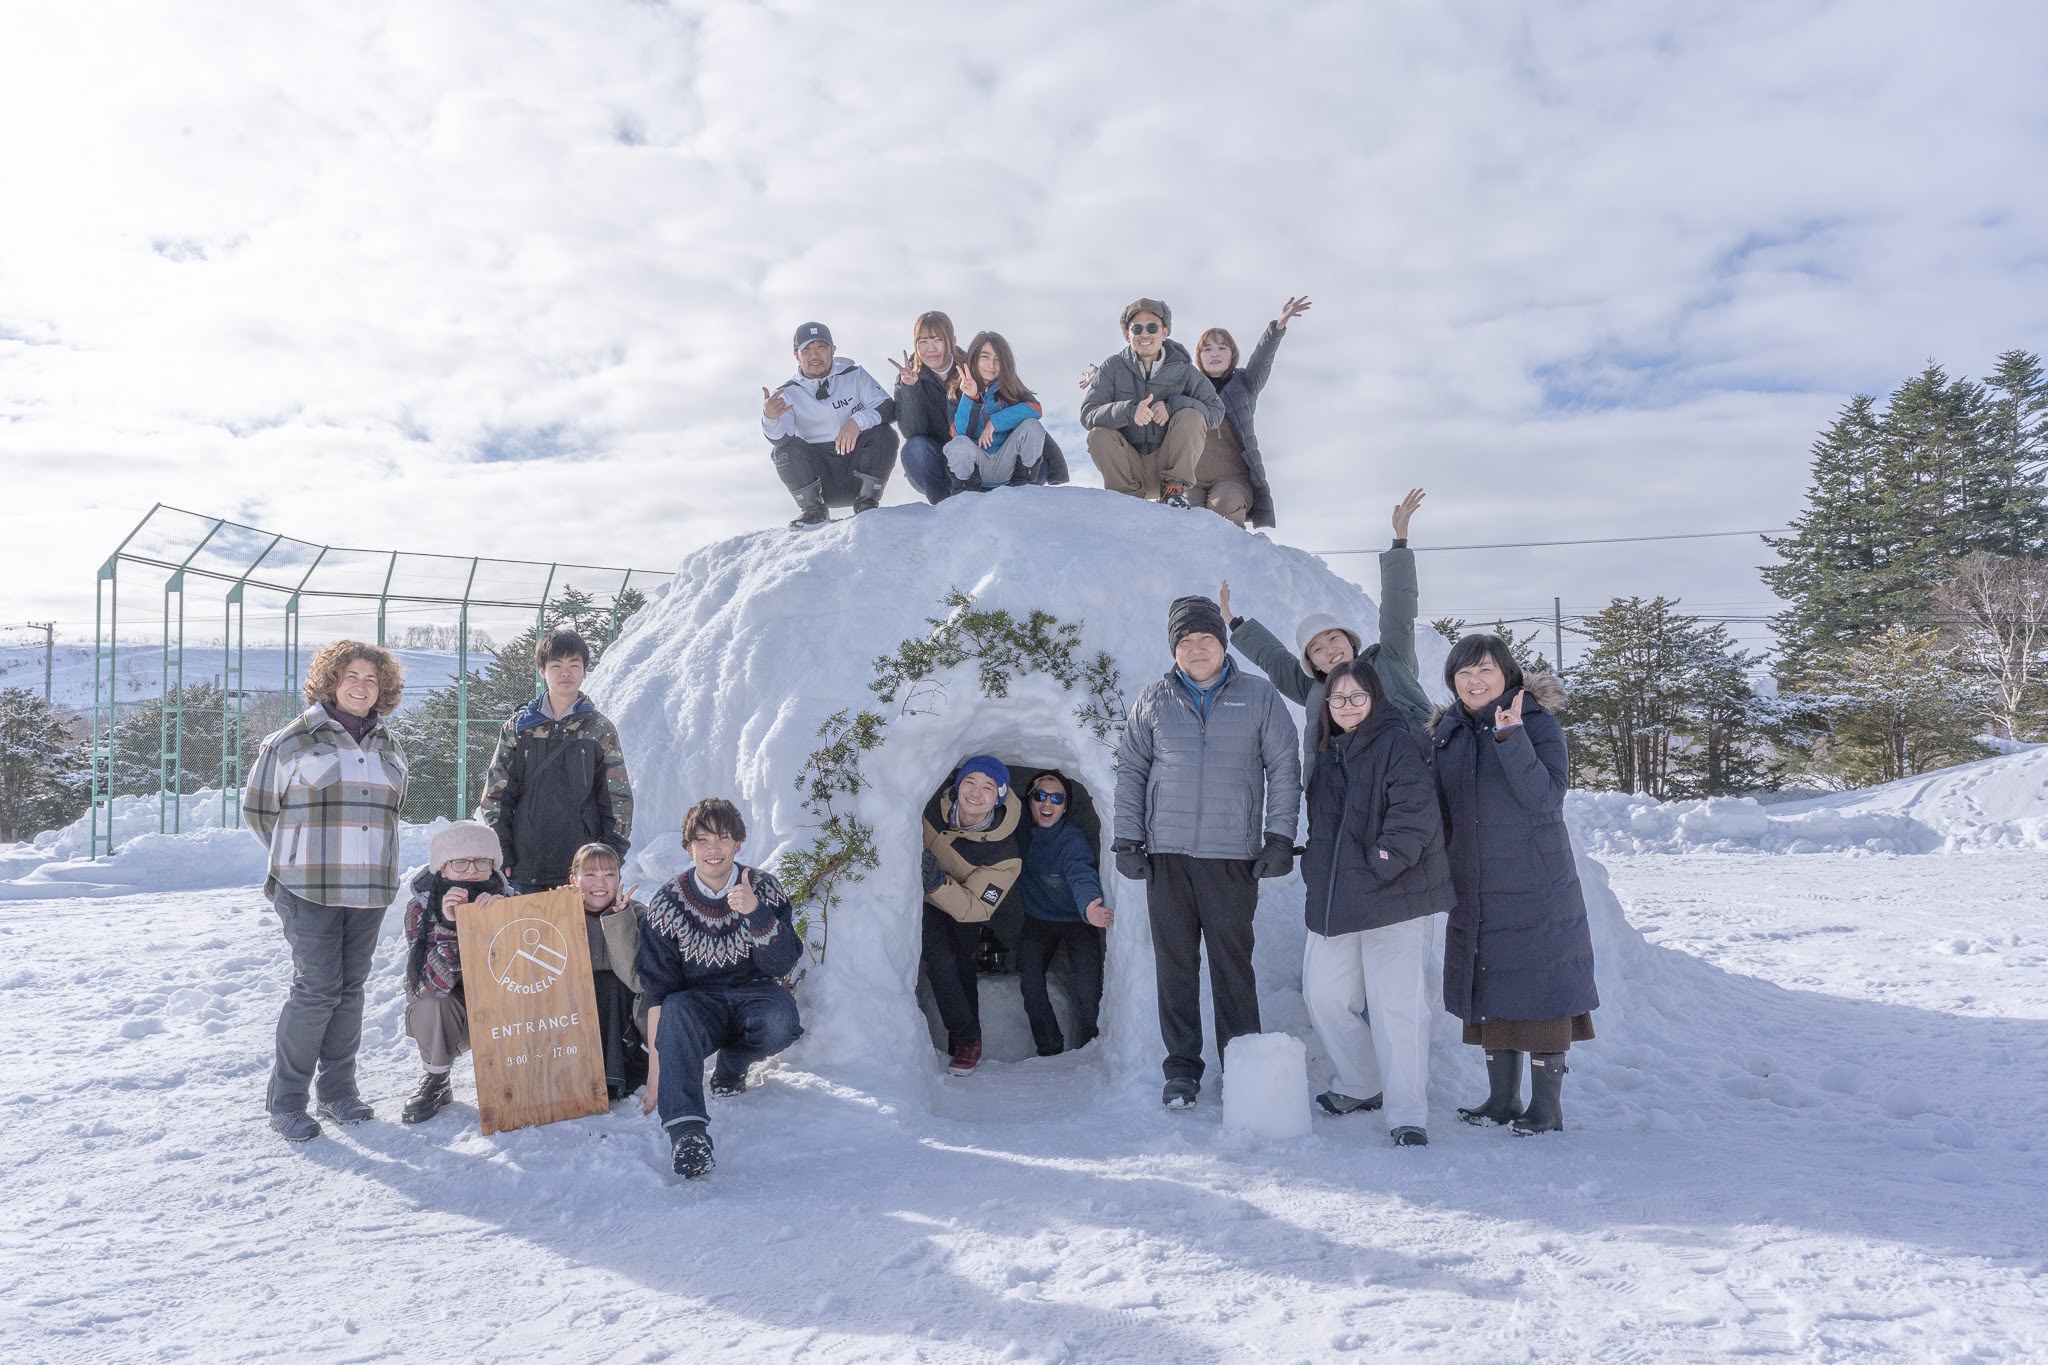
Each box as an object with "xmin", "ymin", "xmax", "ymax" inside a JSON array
[{"xmin": 916, "ymin": 763, "xmax": 1112, "ymax": 1065}]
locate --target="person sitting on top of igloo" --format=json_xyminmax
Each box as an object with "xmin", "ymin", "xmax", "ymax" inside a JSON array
[
  {"xmin": 1081, "ymin": 296, "xmax": 1224, "ymax": 510},
  {"xmin": 1224, "ymin": 488, "xmax": 1434, "ymax": 781},
  {"xmin": 762, "ymin": 321, "xmax": 900, "ymax": 530},
  {"xmin": 399, "ymin": 820, "xmax": 510, "ymax": 1126},
  {"xmin": 637, "ymin": 797, "xmax": 804, "ymax": 1180},
  {"xmin": 1015, "ymin": 769, "xmax": 1113, "ymax": 1058},
  {"xmin": 921, "ymin": 754, "xmax": 1025, "ymax": 1077},
  {"xmin": 1113, "ymin": 594, "xmax": 1302, "ymax": 1110}
]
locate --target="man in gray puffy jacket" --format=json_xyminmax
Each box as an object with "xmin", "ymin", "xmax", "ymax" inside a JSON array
[
  {"xmin": 1081, "ymin": 298, "xmax": 1224, "ymax": 509},
  {"xmin": 1113, "ymin": 595, "xmax": 1302, "ymax": 1109}
]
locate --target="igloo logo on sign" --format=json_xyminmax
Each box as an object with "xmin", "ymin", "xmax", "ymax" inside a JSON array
[{"xmin": 486, "ymin": 919, "xmax": 570, "ymax": 997}]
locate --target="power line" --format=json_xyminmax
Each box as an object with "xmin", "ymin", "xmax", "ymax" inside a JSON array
[{"xmin": 1315, "ymin": 528, "xmax": 1788, "ymax": 556}]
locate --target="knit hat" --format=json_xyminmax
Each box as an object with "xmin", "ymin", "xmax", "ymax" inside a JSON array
[
  {"xmin": 1120, "ymin": 297, "xmax": 1172, "ymax": 332},
  {"xmin": 953, "ymin": 754, "xmax": 1011, "ymax": 802},
  {"xmin": 792, "ymin": 321, "xmax": 833, "ymax": 352},
  {"xmin": 1293, "ymin": 613, "xmax": 1363, "ymax": 679},
  {"xmin": 429, "ymin": 820, "xmax": 501, "ymax": 875},
  {"xmin": 1167, "ymin": 595, "xmax": 1228, "ymax": 653}
]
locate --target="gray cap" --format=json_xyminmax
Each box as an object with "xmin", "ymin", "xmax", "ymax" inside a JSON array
[
  {"xmin": 1121, "ymin": 297, "xmax": 1171, "ymax": 332},
  {"xmin": 792, "ymin": 321, "xmax": 833, "ymax": 352}
]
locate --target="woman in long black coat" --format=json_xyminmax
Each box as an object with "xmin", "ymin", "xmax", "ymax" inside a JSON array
[{"xmin": 1433, "ymin": 634, "xmax": 1597, "ymax": 1135}]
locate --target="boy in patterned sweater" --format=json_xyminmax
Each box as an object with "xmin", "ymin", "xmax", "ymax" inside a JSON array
[{"xmin": 636, "ymin": 798, "xmax": 804, "ymax": 1179}]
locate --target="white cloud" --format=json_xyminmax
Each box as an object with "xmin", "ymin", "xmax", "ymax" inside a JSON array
[{"xmin": 2, "ymin": 0, "xmax": 2043, "ymax": 667}]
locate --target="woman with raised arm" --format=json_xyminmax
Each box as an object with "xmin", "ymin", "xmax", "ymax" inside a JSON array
[{"xmin": 1186, "ymin": 295, "xmax": 1310, "ymax": 527}]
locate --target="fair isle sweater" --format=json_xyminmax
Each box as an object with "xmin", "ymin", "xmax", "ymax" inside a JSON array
[{"xmin": 635, "ymin": 864, "xmax": 804, "ymax": 1002}]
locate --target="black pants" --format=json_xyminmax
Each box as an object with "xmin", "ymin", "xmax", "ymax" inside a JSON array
[
  {"xmin": 1146, "ymin": 853, "xmax": 1260, "ymax": 1083},
  {"xmin": 1017, "ymin": 916, "xmax": 1104, "ymax": 1055},
  {"xmin": 921, "ymin": 904, "xmax": 984, "ymax": 1048},
  {"xmin": 770, "ymin": 426, "xmax": 900, "ymax": 506},
  {"xmin": 591, "ymin": 968, "xmax": 647, "ymax": 1098}
]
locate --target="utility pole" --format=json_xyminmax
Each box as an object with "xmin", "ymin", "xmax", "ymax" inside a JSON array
[
  {"xmin": 26, "ymin": 622, "xmax": 54, "ymax": 705},
  {"xmin": 1553, "ymin": 598, "xmax": 1564, "ymax": 673}
]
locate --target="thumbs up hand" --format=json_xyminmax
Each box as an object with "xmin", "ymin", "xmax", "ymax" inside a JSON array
[{"xmin": 728, "ymin": 866, "xmax": 759, "ymax": 916}]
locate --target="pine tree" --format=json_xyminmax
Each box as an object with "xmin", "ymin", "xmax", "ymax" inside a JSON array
[
  {"xmin": 0, "ymin": 689, "xmax": 89, "ymax": 840},
  {"xmin": 1815, "ymin": 625, "xmax": 1982, "ymax": 785},
  {"xmin": 1761, "ymin": 395, "xmax": 1888, "ymax": 679},
  {"xmin": 1980, "ymin": 350, "xmax": 2048, "ymax": 555}
]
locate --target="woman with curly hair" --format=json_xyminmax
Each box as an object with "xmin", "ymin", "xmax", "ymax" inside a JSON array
[{"xmin": 244, "ymin": 640, "xmax": 409, "ymax": 1142}]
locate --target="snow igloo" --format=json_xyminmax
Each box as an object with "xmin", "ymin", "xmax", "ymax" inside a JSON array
[{"xmin": 590, "ymin": 487, "xmax": 1455, "ymax": 1106}]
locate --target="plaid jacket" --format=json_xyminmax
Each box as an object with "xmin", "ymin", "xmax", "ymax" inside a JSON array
[{"xmin": 244, "ymin": 705, "xmax": 410, "ymax": 908}]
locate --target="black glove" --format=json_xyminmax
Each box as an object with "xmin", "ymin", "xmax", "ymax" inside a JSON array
[
  {"xmin": 921, "ymin": 850, "xmax": 946, "ymax": 893},
  {"xmin": 1111, "ymin": 840, "xmax": 1151, "ymax": 882},
  {"xmin": 1252, "ymin": 833, "xmax": 1295, "ymax": 880}
]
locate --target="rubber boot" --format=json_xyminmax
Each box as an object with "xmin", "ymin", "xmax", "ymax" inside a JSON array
[
  {"xmin": 1511, "ymin": 1053, "xmax": 1568, "ymax": 1135},
  {"xmin": 852, "ymin": 474, "xmax": 886, "ymax": 513},
  {"xmin": 788, "ymin": 481, "xmax": 830, "ymax": 530},
  {"xmin": 1457, "ymin": 1049, "xmax": 1525, "ymax": 1126}
]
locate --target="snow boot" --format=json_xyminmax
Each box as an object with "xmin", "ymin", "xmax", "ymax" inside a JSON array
[
  {"xmin": 947, "ymin": 1040, "xmax": 982, "ymax": 1076},
  {"xmin": 709, "ymin": 1063, "xmax": 748, "ymax": 1096},
  {"xmin": 1160, "ymin": 482, "xmax": 1192, "ymax": 509},
  {"xmin": 317, "ymin": 1095, "xmax": 375, "ymax": 1126},
  {"xmin": 1511, "ymin": 1053, "xmax": 1568, "ymax": 1136},
  {"xmin": 1390, "ymin": 1125, "xmax": 1429, "ymax": 1147},
  {"xmin": 1315, "ymin": 1090, "xmax": 1384, "ymax": 1116},
  {"xmin": 1457, "ymin": 1049, "xmax": 1526, "ymax": 1127},
  {"xmin": 402, "ymin": 1071, "xmax": 453, "ymax": 1125},
  {"xmin": 1162, "ymin": 1077, "xmax": 1199, "ymax": 1110},
  {"xmin": 670, "ymin": 1120, "xmax": 715, "ymax": 1179},
  {"xmin": 852, "ymin": 474, "xmax": 886, "ymax": 513},
  {"xmin": 788, "ymin": 481, "xmax": 830, "ymax": 530},
  {"xmin": 270, "ymin": 1109, "xmax": 322, "ymax": 1143}
]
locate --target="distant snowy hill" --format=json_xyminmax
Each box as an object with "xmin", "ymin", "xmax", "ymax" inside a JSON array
[{"xmin": 0, "ymin": 642, "xmax": 464, "ymax": 711}]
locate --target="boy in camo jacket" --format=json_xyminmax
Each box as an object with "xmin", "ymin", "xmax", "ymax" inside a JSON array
[{"xmin": 475, "ymin": 627, "xmax": 634, "ymax": 894}]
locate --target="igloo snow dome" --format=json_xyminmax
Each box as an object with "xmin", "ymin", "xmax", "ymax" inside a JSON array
[{"xmin": 589, "ymin": 487, "xmax": 1452, "ymax": 1098}]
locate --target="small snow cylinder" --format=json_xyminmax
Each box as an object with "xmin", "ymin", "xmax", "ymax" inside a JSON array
[{"xmin": 1221, "ymin": 1032, "xmax": 1312, "ymax": 1139}]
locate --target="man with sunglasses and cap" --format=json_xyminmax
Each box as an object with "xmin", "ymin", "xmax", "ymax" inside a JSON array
[
  {"xmin": 1082, "ymin": 298, "xmax": 1224, "ymax": 509},
  {"xmin": 762, "ymin": 321, "xmax": 900, "ymax": 530},
  {"xmin": 1014, "ymin": 770, "xmax": 1113, "ymax": 1057}
]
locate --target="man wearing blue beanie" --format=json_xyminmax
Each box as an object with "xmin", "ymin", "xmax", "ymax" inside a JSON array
[{"xmin": 920, "ymin": 754, "xmax": 1024, "ymax": 1075}]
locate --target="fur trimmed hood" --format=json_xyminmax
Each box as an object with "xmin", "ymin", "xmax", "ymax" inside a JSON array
[{"xmin": 1429, "ymin": 669, "xmax": 1568, "ymax": 731}]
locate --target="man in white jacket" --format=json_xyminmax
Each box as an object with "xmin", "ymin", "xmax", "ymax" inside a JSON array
[{"xmin": 762, "ymin": 322, "xmax": 900, "ymax": 529}]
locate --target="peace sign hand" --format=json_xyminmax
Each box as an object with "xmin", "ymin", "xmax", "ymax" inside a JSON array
[
  {"xmin": 889, "ymin": 351, "xmax": 917, "ymax": 386},
  {"xmin": 728, "ymin": 867, "xmax": 759, "ymax": 916},
  {"xmin": 1494, "ymin": 689, "xmax": 1526, "ymax": 732}
]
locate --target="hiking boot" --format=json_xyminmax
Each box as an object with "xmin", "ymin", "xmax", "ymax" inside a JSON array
[
  {"xmin": 1162, "ymin": 1077, "xmax": 1199, "ymax": 1110},
  {"xmin": 1458, "ymin": 1049, "xmax": 1527, "ymax": 1127},
  {"xmin": 1390, "ymin": 1125, "xmax": 1430, "ymax": 1147},
  {"xmin": 709, "ymin": 1063, "xmax": 748, "ymax": 1096},
  {"xmin": 270, "ymin": 1109, "xmax": 322, "ymax": 1143},
  {"xmin": 852, "ymin": 474, "xmax": 886, "ymax": 513},
  {"xmin": 788, "ymin": 480, "xmax": 830, "ymax": 530},
  {"xmin": 1315, "ymin": 1089, "xmax": 1384, "ymax": 1116},
  {"xmin": 1160, "ymin": 483, "xmax": 1191, "ymax": 509},
  {"xmin": 670, "ymin": 1120, "xmax": 715, "ymax": 1179},
  {"xmin": 401, "ymin": 1071, "xmax": 454, "ymax": 1125},
  {"xmin": 317, "ymin": 1095, "xmax": 375, "ymax": 1126},
  {"xmin": 947, "ymin": 1040, "xmax": 982, "ymax": 1076},
  {"xmin": 1511, "ymin": 1054, "xmax": 1569, "ymax": 1136}
]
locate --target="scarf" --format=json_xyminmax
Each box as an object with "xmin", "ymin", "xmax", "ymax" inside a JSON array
[{"xmin": 323, "ymin": 702, "xmax": 378, "ymax": 744}]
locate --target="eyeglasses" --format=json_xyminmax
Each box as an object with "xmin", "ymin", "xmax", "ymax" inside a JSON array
[
  {"xmin": 1030, "ymin": 791, "xmax": 1066, "ymax": 806},
  {"xmin": 1128, "ymin": 322, "xmax": 1161, "ymax": 335},
  {"xmin": 1328, "ymin": 693, "xmax": 1373, "ymax": 710},
  {"xmin": 444, "ymin": 857, "xmax": 495, "ymax": 873}
]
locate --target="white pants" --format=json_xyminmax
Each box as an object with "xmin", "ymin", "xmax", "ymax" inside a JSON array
[{"xmin": 1302, "ymin": 914, "xmax": 1435, "ymax": 1130}]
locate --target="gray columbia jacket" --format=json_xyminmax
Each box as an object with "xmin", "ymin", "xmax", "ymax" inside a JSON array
[
  {"xmin": 1231, "ymin": 544, "xmax": 1431, "ymax": 783},
  {"xmin": 1113, "ymin": 661, "xmax": 1302, "ymax": 860},
  {"xmin": 1080, "ymin": 339, "xmax": 1224, "ymax": 455}
]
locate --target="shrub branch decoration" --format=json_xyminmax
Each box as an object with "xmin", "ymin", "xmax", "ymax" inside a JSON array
[{"xmin": 774, "ymin": 588, "xmax": 1125, "ymax": 960}]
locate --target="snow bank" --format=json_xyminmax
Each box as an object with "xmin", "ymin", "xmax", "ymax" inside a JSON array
[
  {"xmin": 1221, "ymin": 1033, "xmax": 1312, "ymax": 1139},
  {"xmin": 588, "ymin": 488, "xmax": 1448, "ymax": 1096},
  {"xmin": 1566, "ymin": 743, "xmax": 2048, "ymax": 856}
]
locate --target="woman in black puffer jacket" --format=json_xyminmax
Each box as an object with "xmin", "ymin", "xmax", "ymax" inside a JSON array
[
  {"xmin": 1434, "ymin": 634, "xmax": 1598, "ymax": 1137},
  {"xmin": 1300, "ymin": 659, "xmax": 1455, "ymax": 1146}
]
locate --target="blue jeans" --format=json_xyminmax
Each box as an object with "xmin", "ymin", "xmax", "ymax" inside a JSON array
[
  {"xmin": 902, "ymin": 434, "xmax": 953, "ymax": 504},
  {"xmin": 654, "ymin": 981, "xmax": 803, "ymax": 1127}
]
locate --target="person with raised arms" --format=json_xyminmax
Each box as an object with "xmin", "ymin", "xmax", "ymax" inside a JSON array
[
  {"xmin": 637, "ymin": 798, "xmax": 804, "ymax": 1179},
  {"xmin": 1224, "ymin": 488, "xmax": 1432, "ymax": 783},
  {"xmin": 1184, "ymin": 295, "xmax": 1310, "ymax": 527},
  {"xmin": 762, "ymin": 321, "xmax": 899, "ymax": 529}
]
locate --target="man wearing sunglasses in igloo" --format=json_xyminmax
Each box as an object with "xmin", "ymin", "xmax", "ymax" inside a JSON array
[{"xmin": 1081, "ymin": 296, "xmax": 1224, "ymax": 510}]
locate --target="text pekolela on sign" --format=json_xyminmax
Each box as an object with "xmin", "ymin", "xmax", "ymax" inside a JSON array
[{"xmin": 455, "ymin": 886, "xmax": 610, "ymax": 1135}]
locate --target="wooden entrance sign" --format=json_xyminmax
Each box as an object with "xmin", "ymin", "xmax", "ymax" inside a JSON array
[{"xmin": 454, "ymin": 885, "xmax": 610, "ymax": 1136}]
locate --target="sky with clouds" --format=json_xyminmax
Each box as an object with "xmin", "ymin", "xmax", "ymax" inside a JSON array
[{"xmin": 2, "ymin": 0, "xmax": 2044, "ymax": 667}]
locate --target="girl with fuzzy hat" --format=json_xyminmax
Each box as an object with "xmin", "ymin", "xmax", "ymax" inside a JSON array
[{"xmin": 399, "ymin": 821, "xmax": 508, "ymax": 1125}]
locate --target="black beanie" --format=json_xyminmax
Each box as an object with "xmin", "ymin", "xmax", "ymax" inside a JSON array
[{"xmin": 1167, "ymin": 595, "xmax": 1228, "ymax": 653}]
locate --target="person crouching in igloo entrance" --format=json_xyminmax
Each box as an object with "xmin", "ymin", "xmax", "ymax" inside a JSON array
[
  {"xmin": 399, "ymin": 821, "xmax": 509, "ymax": 1125},
  {"xmin": 1015, "ymin": 770, "xmax": 1113, "ymax": 1057},
  {"xmin": 920, "ymin": 755, "xmax": 1026, "ymax": 1076},
  {"xmin": 1113, "ymin": 595, "xmax": 1302, "ymax": 1110},
  {"xmin": 636, "ymin": 799, "xmax": 804, "ymax": 1179},
  {"xmin": 1300, "ymin": 661, "xmax": 1454, "ymax": 1147}
]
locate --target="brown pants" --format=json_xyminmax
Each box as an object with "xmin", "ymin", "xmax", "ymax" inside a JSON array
[
  {"xmin": 1192, "ymin": 478, "xmax": 1255, "ymax": 526},
  {"xmin": 1087, "ymin": 408, "xmax": 1207, "ymax": 500},
  {"xmin": 406, "ymin": 989, "xmax": 470, "ymax": 1068}
]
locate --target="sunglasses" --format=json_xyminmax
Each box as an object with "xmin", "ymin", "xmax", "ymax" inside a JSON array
[
  {"xmin": 1127, "ymin": 322, "xmax": 1161, "ymax": 335},
  {"xmin": 1030, "ymin": 790, "xmax": 1067, "ymax": 805},
  {"xmin": 1328, "ymin": 693, "xmax": 1374, "ymax": 710}
]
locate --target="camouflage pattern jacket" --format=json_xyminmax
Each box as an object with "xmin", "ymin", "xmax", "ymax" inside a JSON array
[{"xmin": 475, "ymin": 693, "xmax": 633, "ymax": 888}]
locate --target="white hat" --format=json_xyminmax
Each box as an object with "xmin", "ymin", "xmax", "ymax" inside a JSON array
[
  {"xmin": 429, "ymin": 820, "xmax": 502, "ymax": 874},
  {"xmin": 1293, "ymin": 614, "xmax": 1363, "ymax": 679}
]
